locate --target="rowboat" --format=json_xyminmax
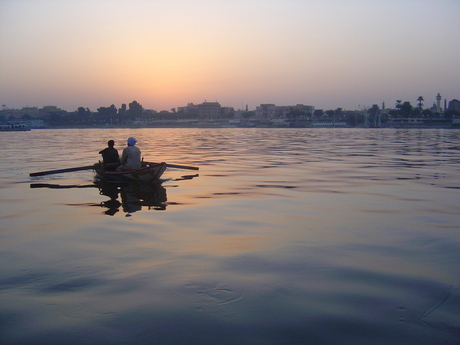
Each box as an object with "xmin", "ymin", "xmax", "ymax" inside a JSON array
[
  {"xmin": 30, "ymin": 162, "xmax": 197, "ymax": 178},
  {"xmin": 93, "ymin": 162, "xmax": 167, "ymax": 182}
]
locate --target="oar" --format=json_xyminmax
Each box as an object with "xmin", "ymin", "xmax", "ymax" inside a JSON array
[
  {"xmin": 30, "ymin": 183, "xmax": 97, "ymax": 189},
  {"xmin": 145, "ymin": 162, "xmax": 199, "ymax": 170},
  {"xmin": 29, "ymin": 165, "xmax": 94, "ymax": 177}
]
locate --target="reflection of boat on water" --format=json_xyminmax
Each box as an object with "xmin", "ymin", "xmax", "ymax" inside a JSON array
[
  {"xmin": 98, "ymin": 180, "xmax": 167, "ymax": 215},
  {"xmin": 93, "ymin": 162, "xmax": 167, "ymax": 182},
  {"xmin": 30, "ymin": 179, "xmax": 192, "ymax": 215}
]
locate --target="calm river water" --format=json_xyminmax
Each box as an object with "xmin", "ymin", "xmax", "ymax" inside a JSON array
[{"xmin": 1, "ymin": 128, "xmax": 459, "ymax": 344}]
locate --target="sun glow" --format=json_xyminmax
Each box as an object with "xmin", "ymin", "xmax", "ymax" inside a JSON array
[{"xmin": 1, "ymin": 0, "xmax": 459, "ymax": 111}]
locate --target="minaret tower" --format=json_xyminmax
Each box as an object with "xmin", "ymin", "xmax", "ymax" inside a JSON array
[{"xmin": 436, "ymin": 93, "xmax": 442, "ymax": 113}]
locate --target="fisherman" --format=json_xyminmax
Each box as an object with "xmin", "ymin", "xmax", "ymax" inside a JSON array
[
  {"xmin": 118, "ymin": 137, "xmax": 142, "ymax": 171},
  {"xmin": 99, "ymin": 140, "xmax": 120, "ymax": 171}
]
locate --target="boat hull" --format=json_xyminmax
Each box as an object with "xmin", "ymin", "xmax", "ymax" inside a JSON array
[
  {"xmin": 0, "ymin": 124, "xmax": 31, "ymax": 131},
  {"xmin": 94, "ymin": 162, "xmax": 167, "ymax": 182}
]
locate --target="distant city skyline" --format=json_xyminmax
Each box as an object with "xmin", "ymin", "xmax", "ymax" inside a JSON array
[
  {"xmin": 1, "ymin": 93, "xmax": 458, "ymax": 114},
  {"xmin": 1, "ymin": 0, "xmax": 459, "ymax": 112}
]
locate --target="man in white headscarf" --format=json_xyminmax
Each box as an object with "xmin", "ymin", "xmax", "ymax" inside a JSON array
[{"xmin": 118, "ymin": 137, "xmax": 142, "ymax": 170}]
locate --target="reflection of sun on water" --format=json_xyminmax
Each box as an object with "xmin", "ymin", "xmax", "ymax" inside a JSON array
[{"xmin": 195, "ymin": 235, "xmax": 269, "ymax": 255}]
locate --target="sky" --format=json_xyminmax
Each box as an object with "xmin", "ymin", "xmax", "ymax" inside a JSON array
[{"xmin": 1, "ymin": 0, "xmax": 459, "ymax": 112}]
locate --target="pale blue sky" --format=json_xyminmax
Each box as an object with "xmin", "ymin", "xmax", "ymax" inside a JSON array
[{"xmin": 1, "ymin": 0, "xmax": 459, "ymax": 111}]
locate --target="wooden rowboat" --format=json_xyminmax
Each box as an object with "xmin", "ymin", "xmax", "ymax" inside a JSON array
[
  {"xmin": 30, "ymin": 162, "xmax": 197, "ymax": 178},
  {"xmin": 93, "ymin": 162, "xmax": 167, "ymax": 182}
]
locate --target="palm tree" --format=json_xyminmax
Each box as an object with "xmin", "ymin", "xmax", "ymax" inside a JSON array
[
  {"xmin": 417, "ymin": 96, "xmax": 424, "ymax": 110},
  {"xmin": 416, "ymin": 96, "xmax": 424, "ymax": 117}
]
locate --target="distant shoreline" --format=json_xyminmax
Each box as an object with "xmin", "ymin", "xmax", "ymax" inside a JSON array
[{"xmin": 36, "ymin": 124, "xmax": 457, "ymax": 130}]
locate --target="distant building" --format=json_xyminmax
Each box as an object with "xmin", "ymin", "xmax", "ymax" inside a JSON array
[
  {"xmin": 448, "ymin": 99, "xmax": 460, "ymax": 112},
  {"xmin": 256, "ymin": 104, "xmax": 276, "ymax": 118},
  {"xmin": 197, "ymin": 102, "xmax": 220, "ymax": 117},
  {"xmin": 0, "ymin": 106, "xmax": 40, "ymax": 119},
  {"xmin": 234, "ymin": 110, "xmax": 243, "ymax": 118},
  {"xmin": 277, "ymin": 104, "xmax": 314, "ymax": 117},
  {"xmin": 38, "ymin": 106, "xmax": 67, "ymax": 117},
  {"xmin": 177, "ymin": 101, "xmax": 231, "ymax": 118},
  {"xmin": 177, "ymin": 103, "xmax": 198, "ymax": 114},
  {"xmin": 436, "ymin": 93, "xmax": 442, "ymax": 113},
  {"xmin": 256, "ymin": 104, "xmax": 314, "ymax": 119}
]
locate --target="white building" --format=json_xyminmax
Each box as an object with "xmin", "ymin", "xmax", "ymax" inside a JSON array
[{"xmin": 256, "ymin": 104, "xmax": 276, "ymax": 118}]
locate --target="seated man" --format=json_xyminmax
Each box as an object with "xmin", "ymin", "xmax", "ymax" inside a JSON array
[
  {"xmin": 118, "ymin": 137, "xmax": 142, "ymax": 171},
  {"xmin": 99, "ymin": 140, "xmax": 120, "ymax": 171}
]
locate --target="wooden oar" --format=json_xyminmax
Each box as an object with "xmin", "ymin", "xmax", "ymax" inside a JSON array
[
  {"xmin": 30, "ymin": 183, "xmax": 96, "ymax": 189},
  {"xmin": 29, "ymin": 165, "xmax": 94, "ymax": 177},
  {"xmin": 145, "ymin": 162, "xmax": 199, "ymax": 170}
]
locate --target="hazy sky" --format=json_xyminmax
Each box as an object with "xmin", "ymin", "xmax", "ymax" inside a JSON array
[{"xmin": 1, "ymin": 0, "xmax": 459, "ymax": 112}]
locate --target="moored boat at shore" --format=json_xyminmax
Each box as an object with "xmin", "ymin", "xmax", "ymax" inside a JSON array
[{"xmin": 0, "ymin": 123, "xmax": 31, "ymax": 131}]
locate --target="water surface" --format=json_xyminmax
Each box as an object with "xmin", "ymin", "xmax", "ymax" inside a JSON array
[{"xmin": 1, "ymin": 128, "xmax": 459, "ymax": 344}]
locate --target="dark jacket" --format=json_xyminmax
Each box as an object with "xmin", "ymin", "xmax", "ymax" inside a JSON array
[{"xmin": 99, "ymin": 147, "xmax": 120, "ymax": 164}]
